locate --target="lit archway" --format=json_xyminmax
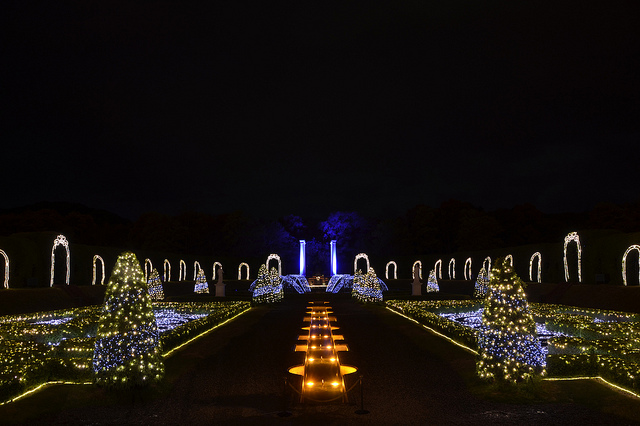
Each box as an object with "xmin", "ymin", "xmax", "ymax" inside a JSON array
[
  {"xmin": 354, "ymin": 253, "xmax": 370, "ymax": 273},
  {"xmin": 505, "ymin": 254, "xmax": 513, "ymax": 267},
  {"xmin": 483, "ymin": 256, "xmax": 491, "ymax": 276},
  {"xmin": 622, "ymin": 245, "xmax": 640, "ymax": 286},
  {"xmin": 179, "ymin": 260, "xmax": 187, "ymax": 281},
  {"xmin": 564, "ymin": 232, "xmax": 582, "ymax": 283},
  {"xmin": 434, "ymin": 259, "xmax": 442, "ymax": 279},
  {"xmin": 163, "ymin": 259, "xmax": 171, "ymax": 282},
  {"xmin": 412, "ymin": 260, "xmax": 422, "ymax": 280},
  {"xmin": 530, "ymin": 252, "xmax": 542, "ymax": 283},
  {"xmin": 194, "ymin": 261, "xmax": 202, "ymax": 279},
  {"xmin": 92, "ymin": 255, "xmax": 105, "ymax": 285},
  {"xmin": 448, "ymin": 258, "xmax": 455, "ymax": 280},
  {"xmin": 238, "ymin": 262, "xmax": 250, "ymax": 280},
  {"xmin": 213, "ymin": 262, "xmax": 222, "ymax": 280},
  {"xmin": 144, "ymin": 258, "xmax": 153, "ymax": 282},
  {"xmin": 266, "ymin": 254, "xmax": 282, "ymax": 276},
  {"xmin": 464, "ymin": 257, "xmax": 472, "ymax": 280},
  {"xmin": 0, "ymin": 249, "xmax": 8, "ymax": 289},
  {"xmin": 385, "ymin": 261, "xmax": 397, "ymax": 280},
  {"xmin": 50, "ymin": 234, "xmax": 70, "ymax": 286}
]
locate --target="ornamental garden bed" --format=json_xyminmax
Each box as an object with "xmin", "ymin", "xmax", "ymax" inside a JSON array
[
  {"xmin": 386, "ymin": 299, "xmax": 640, "ymax": 394},
  {"xmin": 0, "ymin": 301, "xmax": 250, "ymax": 404}
]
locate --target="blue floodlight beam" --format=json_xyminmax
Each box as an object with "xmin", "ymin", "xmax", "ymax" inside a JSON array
[
  {"xmin": 330, "ymin": 240, "xmax": 337, "ymax": 276},
  {"xmin": 299, "ymin": 240, "xmax": 306, "ymax": 276}
]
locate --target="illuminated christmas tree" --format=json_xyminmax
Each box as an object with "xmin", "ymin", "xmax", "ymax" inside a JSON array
[
  {"xmin": 93, "ymin": 252, "xmax": 164, "ymax": 388},
  {"xmin": 476, "ymin": 257, "xmax": 544, "ymax": 383},
  {"xmin": 147, "ymin": 268, "xmax": 165, "ymax": 301},
  {"xmin": 193, "ymin": 268, "xmax": 210, "ymax": 294},
  {"xmin": 473, "ymin": 267, "xmax": 489, "ymax": 299},
  {"xmin": 352, "ymin": 267, "xmax": 383, "ymax": 302},
  {"xmin": 251, "ymin": 264, "xmax": 283, "ymax": 303},
  {"xmin": 426, "ymin": 269, "xmax": 439, "ymax": 292}
]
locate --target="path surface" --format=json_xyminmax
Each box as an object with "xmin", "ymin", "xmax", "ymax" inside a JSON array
[{"xmin": 3, "ymin": 293, "xmax": 640, "ymax": 425}]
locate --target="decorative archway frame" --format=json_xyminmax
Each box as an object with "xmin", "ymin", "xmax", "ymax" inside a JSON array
[
  {"xmin": 179, "ymin": 260, "xmax": 187, "ymax": 281},
  {"xmin": 194, "ymin": 261, "xmax": 202, "ymax": 280},
  {"xmin": 434, "ymin": 259, "xmax": 442, "ymax": 279},
  {"xmin": 483, "ymin": 257, "xmax": 491, "ymax": 278},
  {"xmin": 564, "ymin": 232, "xmax": 582, "ymax": 283},
  {"xmin": 50, "ymin": 234, "xmax": 70, "ymax": 286},
  {"xmin": 622, "ymin": 245, "xmax": 640, "ymax": 286},
  {"xmin": 0, "ymin": 249, "xmax": 8, "ymax": 289},
  {"xmin": 266, "ymin": 254, "xmax": 282, "ymax": 276},
  {"xmin": 354, "ymin": 253, "xmax": 370, "ymax": 274},
  {"xmin": 448, "ymin": 258, "xmax": 455, "ymax": 280},
  {"xmin": 530, "ymin": 252, "xmax": 542, "ymax": 283},
  {"xmin": 505, "ymin": 254, "xmax": 513, "ymax": 267},
  {"xmin": 412, "ymin": 260, "xmax": 422, "ymax": 280},
  {"xmin": 464, "ymin": 257, "xmax": 472, "ymax": 280},
  {"xmin": 92, "ymin": 255, "xmax": 105, "ymax": 285},
  {"xmin": 164, "ymin": 259, "xmax": 171, "ymax": 282},
  {"xmin": 213, "ymin": 262, "xmax": 222, "ymax": 280},
  {"xmin": 385, "ymin": 261, "xmax": 397, "ymax": 280},
  {"xmin": 238, "ymin": 262, "xmax": 250, "ymax": 280},
  {"xmin": 144, "ymin": 258, "xmax": 153, "ymax": 282}
]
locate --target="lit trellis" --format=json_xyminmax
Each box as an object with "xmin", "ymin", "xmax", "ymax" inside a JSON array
[
  {"xmin": 50, "ymin": 234, "xmax": 70, "ymax": 286},
  {"xmin": 179, "ymin": 260, "xmax": 186, "ymax": 281},
  {"xmin": 464, "ymin": 257, "xmax": 472, "ymax": 280},
  {"xmin": 622, "ymin": 245, "xmax": 640, "ymax": 286},
  {"xmin": 238, "ymin": 262, "xmax": 250, "ymax": 280},
  {"xmin": 354, "ymin": 253, "xmax": 370, "ymax": 273},
  {"xmin": 266, "ymin": 254, "xmax": 282, "ymax": 276},
  {"xmin": 92, "ymin": 255, "xmax": 105, "ymax": 285},
  {"xmin": 193, "ymin": 261, "xmax": 202, "ymax": 280},
  {"xmin": 448, "ymin": 258, "xmax": 455, "ymax": 280},
  {"xmin": 505, "ymin": 254, "xmax": 513, "ymax": 267},
  {"xmin": 163, "ymin": 259, "xmax": 171, "ymax": 282},
  {"xmin": 213, "ymin": 262, "xmax": 222, "ymax": 280},
  {"xmin": 0, "ymin": 249, "xmax": 8, "ymax": 289},
  {"xmin": 434, "ymin": 259, "xmax": 442, "ymax": 279},
  {"xmin": 385, "ymin": 261, "xmax": 397, "ymax": 280},
  {"xmin": 564, "ymin": 232, "xmax": 582, "ymax": 283},
  {"xmin": 529, "ymin": 252, "xmax": 542, "ymax": 283},
  {"xmin": 483, "ymin": 256, "xmax": 492, "ymax": 279},
  {"xmin": 144, "ymin": 258, "xmax": 153, "ymax": 282},
  {"xmin": 412, "ymin": 260, "xmax": 422, "ymax": 280}
]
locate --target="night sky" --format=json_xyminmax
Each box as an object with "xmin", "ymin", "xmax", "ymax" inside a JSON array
[{"xmin": 4, "ymin": 2, "xmax": 639, "ymax": 221}]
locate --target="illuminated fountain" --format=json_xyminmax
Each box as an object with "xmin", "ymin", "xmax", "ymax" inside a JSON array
[{"xmin": 289, "ymin": 301, "xmax": 357, "ymax": 402}]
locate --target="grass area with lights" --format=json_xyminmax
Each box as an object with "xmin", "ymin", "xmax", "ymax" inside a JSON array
[
  {"xmin": 0, "ymin": 300, "xmax": 249, "ymax": 404},
  {"xmin": 386, "ymin": 299, "xmax": 640, "ymax": 395}
]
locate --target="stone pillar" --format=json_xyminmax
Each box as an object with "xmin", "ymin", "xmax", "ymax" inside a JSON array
[
  {"xmin": 412, "ymin": 264, "xmax": 422, "ymax": 296},
  {"xmin": 215, "ymin": 268, "xmax": 226, "ymax": 297}
]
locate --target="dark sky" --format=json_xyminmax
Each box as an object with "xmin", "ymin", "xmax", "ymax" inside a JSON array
[{"xmin": 4, "ymin": 1, "xmax": 639, "ymax": 221}]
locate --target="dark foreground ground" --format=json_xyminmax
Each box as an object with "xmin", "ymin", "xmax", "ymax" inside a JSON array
[{"xmin": 2, "ymin": 293, "xmax": 640, "ymax": 425}]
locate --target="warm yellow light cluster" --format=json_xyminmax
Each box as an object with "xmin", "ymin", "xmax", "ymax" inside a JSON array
[
  {"xmin": 464, "ymin": 258, "xmax": 472, "ymax": 280},
  {"xmin": 434, "ymin": 259, "xmax": 442, "ymax": 279},
  {"xmin": 179, "ymin": 260, "xmax": 186, "ymax": 281},
  {"xmin": 448, "ymin": 258, "xmax": 455, "ymax": 280},
  {"xmin": 412, "ymin": 260, "xmax": 422, "ymax": 280},
  {"xmin": 266, "ymin": 254, "xmax": 282, "ymax": 276},
  {"xmin": 163, "ymin": 259, "xmax": 171, "ymax": 282}
]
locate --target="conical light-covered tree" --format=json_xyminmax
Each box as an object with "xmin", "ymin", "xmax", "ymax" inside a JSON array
[
  {"xmin": 93, "ymin": 252, "xmax": 164, "ymax": 388},
  {"xmin": 193, "ymin": 268, "xmax": 210, "ymax": 294},
  {"xmin": 148, "ymin": 268, "xmax": 165, "ymax": 301},
  {"xmin": 251, "ymin": 264, "xmax": 283, "ymax": 303},
  {"xmin": 352, "ymin": 267, "xmax": 383, "ymax": 302},
  {"xmin": 473, "ymin": 267, "xmax": 489, "ymax": 299},
  {"xmin": 476, "ymin": 257, "xmax": 544, "ymax": 383},
  {"xmin": 426, "ymin": 269, "xmax": 440, "ymax": 292}
]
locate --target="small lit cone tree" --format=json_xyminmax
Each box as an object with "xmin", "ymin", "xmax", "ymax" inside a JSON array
[
  {"xmin": 426, "ymin": 269, "xmax": 440, "ymax": 292},
  {"xmin": 473, "ymin": 267, "xmax": 489, "ymax": 299},
  {"xmin": 476, "ymin": 257, "xmax": 545, "ymax": 384},
  {"xmin": 147, "ymin": 268, "xmax": 165, "ymax": 301},
  {"xmin": 252, "ymin": 264, "xmax": 283, "ymax": 303},
  {"xmin": 353, "ymin": 267, "xmax": 383, "ymax": 302},
  {"xmin": 269, "ymin": 267, "xmax": 284, "ymax": 302},
  {"xmin": 93, "ymin": 252, "xmax": 164, "ymax": 388},
  {"xmin": 193, "ymin": 268, "xmax": 210, "ymax": 294}
]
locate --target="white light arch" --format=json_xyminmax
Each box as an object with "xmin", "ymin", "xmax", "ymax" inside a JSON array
[
  {"xmin": 385, "ymin": 261, "xmax": 397, "ymax": 280},
  {"xmin": 50, "ymin": 234, "xmax": 70, "ymax": 286},
  {"xmin": 505, "ymin": 254, "xmax": 513, "ymax": 267},
  {"xmin": 238, "ymin": 262, "xmax": 250, "ymax": 280},
  {"xmin": 213, "ymin": 262, "xmax": 222, "ymax": 280},
  {"xmin": 464, "ymin": 257, "xmax": 472, "ymax": 280},
  {"xmin": 448, "ymin": 258, "xmax": 455, "ymax": 280},
  {"xmin": 179, "ymin": 260, "xmax": 187, "ymax": 281},
  {"xmin": 266, "ymin": 254, "xmax": 282, "ymax": 276},
  {"xmin": 164, "ymin": 259, "xmax": 171, "ymax": 282},
  {"xmin": 0, "ymin": 249, "xmax": 8, "ymax": 289},
  {"xmin": 92, "ymin": 255, "xmax": 105, "ymax": 285},
  {"xmin": 483, "ymin": 256, "xmax": 491, "ymax": 276},
  {"xmin": 434, "ymin": 259, "xmax": 442, "ymax": 279},
  {"xmin": 530, "ymin": 252, "xmax": 542, "ymax": 283},
  {"xmin": 564, "ymin": 232, "xmax": 582, "ymax": 283},
  {"xmin": 354, "ymin": 253, "xmax": 370, "ymax": 273},
  {"xmin": 194, "ymin": 261, "xmax": 202, "ymax": 279},
  {"xmin": 412, "ymin": 260, "xmax": 422, "ymax": 280},
  {"xmin": 622, "ymin": 245, "xmax": 640, "ymax": 286},
  {"xmin": 144, "ymin": 258, "xmax": 153, "ymax": 282}
]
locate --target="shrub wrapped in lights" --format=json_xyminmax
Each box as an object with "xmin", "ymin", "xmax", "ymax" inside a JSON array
[
  {"xmin": 93, "ymin": 252, "xmax": 164, "ymax": 388},
  {"xmin": 426, "ymin": 269, "xmax": 439, "ymax": 292},
  {"xmin": 148, "ymin": 268, "xmax": 165, "ymax": 301},
  {"xmin": 473, "ymin": 267, "xmax": 489, "ymax": 299},
  {"xmin": 352, "ymin": 267, "xmax": 383, "ymax": 302},
  {"xmin": 251, "ymin": 264, "xmax": 283, "ymax": 304},
  {"xmin": 193, "ymin": 269, "xmax": 210, "ymax": 294},
  {"xmin": 476, "ymin": 257, "xmax": 545, "ymax": 383}
]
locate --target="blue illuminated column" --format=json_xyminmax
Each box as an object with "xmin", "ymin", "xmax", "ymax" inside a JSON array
[
  {"xmin": 330, "ymin": 240, "xmax": 337, "ymax": 276},
  {"xmin": 299, "ymin": 240, "xmax": 306, "ymax": 276}
]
